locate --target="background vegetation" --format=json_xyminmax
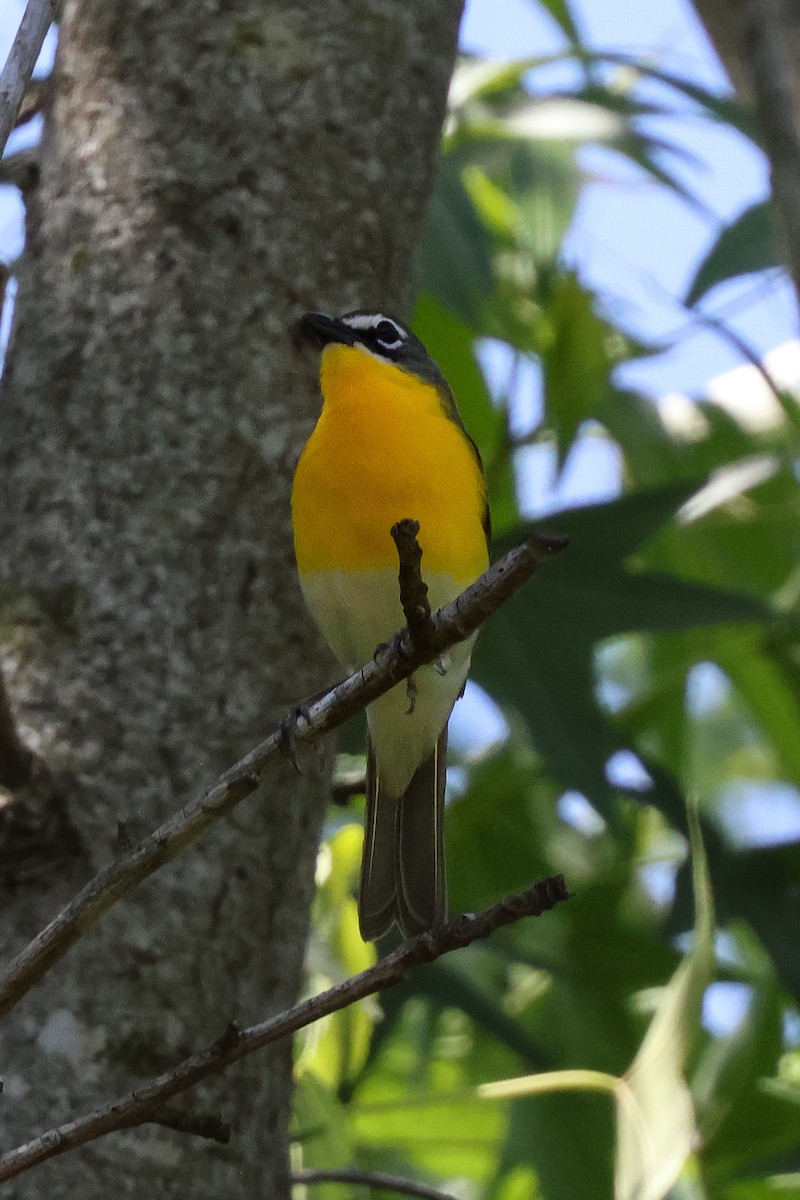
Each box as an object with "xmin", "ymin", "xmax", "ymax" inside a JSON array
[{"xmin": 292, "ymin": 16, "xmax": 800, "ymax": 1200}]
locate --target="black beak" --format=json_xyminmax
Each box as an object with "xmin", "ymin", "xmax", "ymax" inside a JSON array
[{"xmin": 299, "ymin": 311, "xmax": 355, "ymax": 348}]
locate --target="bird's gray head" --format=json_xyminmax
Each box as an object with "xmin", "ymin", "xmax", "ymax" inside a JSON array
[{"xmin": 299, "ymin": 310, "xmax": 444, "ymax": 383}]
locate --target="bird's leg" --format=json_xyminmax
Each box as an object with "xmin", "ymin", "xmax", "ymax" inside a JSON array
[
  {"xmin": 406, "ymin": 674, "xmax": 417, "ymax": 715},
  {"xmin": 278, "ymin": 686, "xmax": 330, "ymax": 773}
]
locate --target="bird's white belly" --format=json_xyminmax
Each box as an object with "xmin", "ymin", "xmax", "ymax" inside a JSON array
[{"xmin": 300, "ymin": 567, "xmax": 477, "ymax": 796}]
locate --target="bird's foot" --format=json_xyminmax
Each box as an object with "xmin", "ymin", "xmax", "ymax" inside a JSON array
[
  {"xmin": 373, "ymin": 630, "xmax": 407, "ymax": 666},
  {"xmin": 278, "ymin": 703, "xmax": 313, "ymax": 774}
]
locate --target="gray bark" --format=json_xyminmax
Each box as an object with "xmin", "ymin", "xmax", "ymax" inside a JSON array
[
  {"xmin": 693, "ymin": 0, "xmax": 800, "ymax": 306},
  {"xmin": 0, "ymin": 1, "xmax": 462, "ymax": 1196}
]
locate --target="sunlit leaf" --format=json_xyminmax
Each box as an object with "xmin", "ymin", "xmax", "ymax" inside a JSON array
[{"xmin": 615, "ymin": 802, "xmax": 714, "ymax": 1200}]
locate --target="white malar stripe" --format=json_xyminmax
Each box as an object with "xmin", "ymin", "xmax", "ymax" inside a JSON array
[{"xmin": 300, "ymin": 566, "xmax": 477, "ymax": 797}]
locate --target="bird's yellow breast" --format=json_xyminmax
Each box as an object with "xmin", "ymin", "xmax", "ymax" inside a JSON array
[{"xmin": 292, "ymin": 344, "xmax": 488, "ymax": 580}]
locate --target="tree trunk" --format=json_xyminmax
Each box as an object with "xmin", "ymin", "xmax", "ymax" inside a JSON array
[
  {"xmin": 0, "ymin": 2, "xmax": 462, "ymax": 1196},
  {"xmin": 693, "ymin": 0, "xmax": 800, "ymax": 306}
]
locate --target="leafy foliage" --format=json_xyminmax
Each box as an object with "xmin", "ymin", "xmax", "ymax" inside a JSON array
[
  {"xmin": 291, "ymin": 12, "xmax": 800, "ymax": 1200},
  {"xmin": 686, "ymin": 201, "xmax": 779, "ymax": 306}
]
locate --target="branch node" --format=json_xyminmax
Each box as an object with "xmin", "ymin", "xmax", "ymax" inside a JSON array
[
  {"xmin": 213, "ymin": 1020, "xmax": 242, "ymax": 1054},
  {"xmin": 532, "ymin": 531, "xmax": 570, "ymax": 558}
]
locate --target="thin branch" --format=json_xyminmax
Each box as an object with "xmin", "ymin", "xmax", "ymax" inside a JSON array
[
  {"xmin": 689, "ymin": 305, "xmax": 800, "ymax": 433},
  {"xmin": 0, "ymin": 530, "xmax": 568, "ymax": 1021},
  {"xmin": 0, "ymin": 0, "xmax": 55, "ymax": 158},
  {"xmin": 14, "ymin": 75, "xmax": 49, "ymax": 129},
  {"xmin": 292, "ymin": 1167, "xmax": 458, "ymax": 1199},
  {"xmin": 0, "ymin": 875, "xmax": 570, "ymax": 1183},
  {"xmin": 0, "ymin": 146, "xmax": 39, "ymax": 190}
]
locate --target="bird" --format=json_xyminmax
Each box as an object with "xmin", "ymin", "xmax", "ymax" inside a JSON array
[{"xmin": 291, "ymin": 309, "xmax": 490, "ymax": 941}]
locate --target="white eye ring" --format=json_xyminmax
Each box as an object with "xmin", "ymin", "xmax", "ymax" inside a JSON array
[{"xmin": 373, "ymin": 319, "xmax": 404, "ymax": 350}]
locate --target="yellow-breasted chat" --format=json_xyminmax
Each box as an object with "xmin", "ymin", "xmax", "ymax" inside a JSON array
[{"xmin": 292, "ymin": 310, "xmax": 490, "ymax": 941}]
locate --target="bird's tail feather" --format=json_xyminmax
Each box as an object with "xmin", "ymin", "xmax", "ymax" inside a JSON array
[
  {"xmin": 358, "ymin": 730, "xmax": 448, "ymax": 941},
  {"xmin": 358, "ymin": 744, "xmax": 398, "ymax": 941}
]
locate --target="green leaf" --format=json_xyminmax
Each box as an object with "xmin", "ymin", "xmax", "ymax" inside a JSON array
[
  {"xmin": 594, "ymin": 52, "xmax": 760, "ymax": 140},
  {"xmin": 416, "ymin": 156, "xmax": 495, "ymax": 327},
  {"xmin": 469, "ymin": 811, "xmax": 713, "ymax": 1200},
  {"xmin": 476, "ymin": 483, "xmax": 767, "ymax": 809},
  {"xmin": 527, "ymin": 0, "xmax": 582, "ymax": 44},
  {"xmin": 686, "ymin": 202, "xmax": 777, "ymax": 306},
  {"xmin": 415, "ymin": 959, "xmax": 553, "ymax": 1069},
  {"xmin": 352, "ymin": 1093, "xmax": 506, "ymax": 1181},
  {"xmin": 723, "ymin": 1176, "xmax": 800, "ymax": 1200},
  {"xmin": 671, "ymin": 834, "xmax": 800, "ymax": 1005},
  {"xmin": 650, "ymin": 464, "xmax": 800, "ymax": 602},
  {"xmin": 693, "ymin": 951, "xmax": 800, "ymax": 1175},
  {"xmin": 292, "ymin": 1073, "xmax": 357, "ymax": 1200},
  {"xmin": 502, "ymin": 1091, "xmax": 615, "ymax": 1200},
  {"xmin": 539, "ymin": 271, "xmax": 615, "ymax": 465},
  {"xmin": 615, "ymin": 802, "xmax": 714, "ymax": 1200},
  {"xmin": 710, "ymin": 627, "xmax": 800, "ymax": 789}
]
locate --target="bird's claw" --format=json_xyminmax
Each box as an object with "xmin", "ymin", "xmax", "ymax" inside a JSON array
[
  {"xmin": 373, "ymin": 631, "xmax": 406, "ymax": 665},
  {"xmin": 278, "ymin": 703, "xmax": 313, "ymax": 774}
]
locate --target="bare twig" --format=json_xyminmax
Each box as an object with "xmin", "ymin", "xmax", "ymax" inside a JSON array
[
  {"xmin": 0, "ymin": 530, "xmax": 567, "ymax": 1021},
  {"xmin": 391, "ymin": 518, "xmax": 437, "ymax": 652},
  {"xmin": 292, "ymin": 1167, "xmax": 458, "ymax": 1199},
  {"xmin": 0, "ymin": 145, "xmax": 39, "ymax": 189},
  {"xmin": 14, "ymin": 74, "xmax": 49, "ymax": 128},
  {"xmin": 0, "ymin": 0, "xmax": 55, "ymax": 158},
  {"xmin": 0, "ymin": 875, "xmax": 570, "ymax": 1182},
  {"xmin": 689, "ymin": 306, "xmax": 800, "ymax": 433}
]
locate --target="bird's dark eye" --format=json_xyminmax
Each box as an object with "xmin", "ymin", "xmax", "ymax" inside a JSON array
[{"xmin": 374, "ymin": 319, "xmax": 403, "ymax": 348}]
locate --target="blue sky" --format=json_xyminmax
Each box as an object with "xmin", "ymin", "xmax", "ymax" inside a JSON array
[
  {"xmin": 2, "ymin": 0, "xmax": 795, "ymax": 391},
  {"xmin": 463, "ymin": 0, "xmax": 797, "ymax": 397}
]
